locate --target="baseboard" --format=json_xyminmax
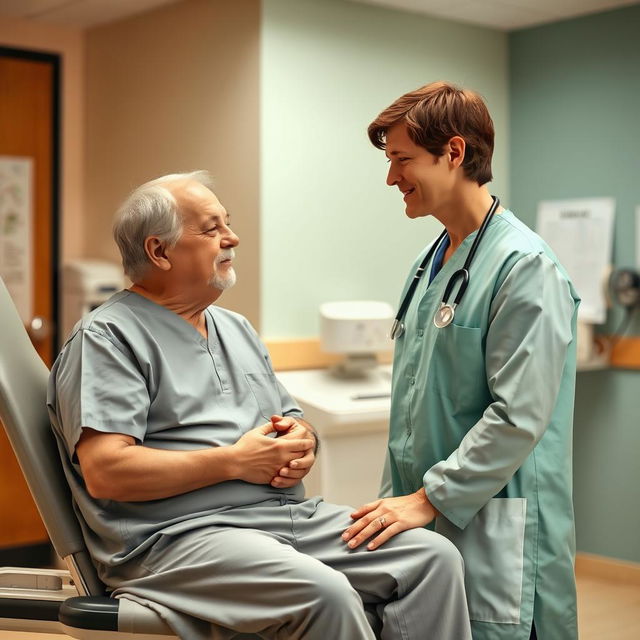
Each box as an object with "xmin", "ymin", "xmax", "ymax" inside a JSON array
[
  {"xmin": 266, "ymin": 337, "xmax": 392, "ymax": 372},
  {"xmin": 575, "ymin": 552, "xmax": 640, "ymax": 585}
]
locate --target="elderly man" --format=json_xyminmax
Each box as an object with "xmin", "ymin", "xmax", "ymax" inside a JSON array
[{"xmin": 48, "ymin": 171, "xmax": 471, "ymax": 640}]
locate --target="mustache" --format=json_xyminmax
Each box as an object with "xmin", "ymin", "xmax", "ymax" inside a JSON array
[{"xmin": 216, "ymin": 249, "xmax": 235, "ymax": 263}]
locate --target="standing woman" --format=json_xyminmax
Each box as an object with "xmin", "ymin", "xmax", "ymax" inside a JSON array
[{"xmin": 342, "ymin": 82, "xmax": 579, "ymax": 640}]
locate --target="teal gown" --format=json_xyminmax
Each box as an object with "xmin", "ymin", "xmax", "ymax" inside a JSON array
[{"xmin": 385, "ymin": 209, "xmax": 580, "ymax": 640}]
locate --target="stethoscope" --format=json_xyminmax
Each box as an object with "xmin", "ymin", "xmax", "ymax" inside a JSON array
[{"xmin": 390, "ymin": 196, "xmax": 500, "ymax": 339}]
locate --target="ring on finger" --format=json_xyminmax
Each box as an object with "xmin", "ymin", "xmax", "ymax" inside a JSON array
[{"xmin": 378, "ymin": 516, "xmax": 387, "ymax": 528}]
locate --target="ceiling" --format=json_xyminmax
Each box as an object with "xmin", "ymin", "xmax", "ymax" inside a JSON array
[
  {"xmin": 0, "ymin": 0, "xmax": 638, "ymax": 31},
  {"xmin": 0, "ymin": 0, "xmax": 181, "ymax": 27},
  {"xmin": 351, "ymin": 0, "xmax": 640, "ymax": 30}
]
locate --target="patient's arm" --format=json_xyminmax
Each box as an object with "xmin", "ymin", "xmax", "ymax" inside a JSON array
[{"xmin": 76, "ymin": 423, "xmax": 314, "ymax": 502}]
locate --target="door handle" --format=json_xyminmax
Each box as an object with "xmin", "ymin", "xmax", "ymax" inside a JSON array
[{"xmin": 28, "ymin": 316, "xmax": 52, "ymax": 341}]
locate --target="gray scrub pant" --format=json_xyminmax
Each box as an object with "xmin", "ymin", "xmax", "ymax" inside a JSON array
[{"xmin": 108, "ymin": 497, "xmax": 471, "ymax": 640}]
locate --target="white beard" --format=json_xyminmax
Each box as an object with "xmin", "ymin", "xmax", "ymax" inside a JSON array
[
  {"xmin": 210, "ymin": 268, "xmax": 236, "ymax": 290},
  {"xmin": 210, "ymin": 248, "xmax": 236, "ymax": 290}
]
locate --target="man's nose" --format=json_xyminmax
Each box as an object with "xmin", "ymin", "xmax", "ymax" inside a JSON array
[
  {"xmin": 386, "ymin": 165, "xmax": 399, "ymax": 186},
  {"xmin": 223, "ymin": 229, "xmax": 240, "ymax": 247}
]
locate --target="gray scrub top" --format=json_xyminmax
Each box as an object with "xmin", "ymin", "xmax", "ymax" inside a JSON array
[{"xmin": 47, "ymin": 290, "xmax": 303, "ymax": 572}]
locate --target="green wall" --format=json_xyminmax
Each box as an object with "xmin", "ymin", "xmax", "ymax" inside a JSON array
[
  {"xmin": 261, "ymin": 0, "xmax": 639, "ymax": 563},
  {"xmin": 261, "ymin": 0, "xmax": 508, "ymax": 337},
  {"xmin": 510, "ymin": 6, "xmax": 640, "ymax": 562}
]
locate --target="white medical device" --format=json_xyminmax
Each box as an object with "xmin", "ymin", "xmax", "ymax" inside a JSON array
[
  {"xmin": 320, "ymin": 300, "xmax": 394, "ymax": 376},
  {"xmin": 62, "ymin": 260, "xmax": 124, "ymax": 341}
]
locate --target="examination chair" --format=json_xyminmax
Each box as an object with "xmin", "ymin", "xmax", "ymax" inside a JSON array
[{"xmin": 0, "ymin": 277, "xmax": 258, "ymax": 639}]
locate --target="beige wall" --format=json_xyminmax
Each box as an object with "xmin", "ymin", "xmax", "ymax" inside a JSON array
[
  {"xmin": 0, "ymin": 13, "xmax": 85, "ymax": 262},
  {"xmin": 84, "ymin": 0, "xmax": 261, "ymax": 326}
]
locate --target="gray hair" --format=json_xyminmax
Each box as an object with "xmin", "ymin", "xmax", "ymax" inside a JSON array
[{"xmin": 113, "ymin": 170, "xmax": 215, "ymax": 281}]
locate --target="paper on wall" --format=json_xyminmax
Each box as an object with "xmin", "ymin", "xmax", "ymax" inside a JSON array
[
  {"xmin": 0, "ymin": 156, "xmax": 33, "ymax": 324},
  {"xmin": 536, "ymin": 197, "xmax": 615, "ymax": 324}
]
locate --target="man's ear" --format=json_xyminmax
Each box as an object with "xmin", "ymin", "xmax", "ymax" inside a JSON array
[
  {"xmin": 144, "ymin": 236, "xmax": 171, "ymax": 271},
  {"xmin": 446, "ymin": 136, "xmax": 466, "ymax": 169}
]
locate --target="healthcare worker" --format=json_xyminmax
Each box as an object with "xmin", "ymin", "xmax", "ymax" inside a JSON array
[{"xmin": 342, "ymin": 81, "xmax": 580, "ymax": 640}]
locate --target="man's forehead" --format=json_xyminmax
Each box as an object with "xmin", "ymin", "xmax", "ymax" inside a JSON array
[
  {"xmin": 385, "ymin": 123, "xmax": 413, "ymax": 156},
  {"xmin": 202, "ymin": 210, "xmax": 229, "ymax": 224},
  {"xmin": 184, "ymin": 204, "xmax": 229, "ymax": 228},
  {"xmin": 170, "ymin": 179, "xmax": 217, "ymax": 203},
  {"xmin": 170, "ymin": 180, "xmax": 226, "ymax": 221}
]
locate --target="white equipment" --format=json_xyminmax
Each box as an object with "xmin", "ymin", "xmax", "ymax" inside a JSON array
[
  {"xmin": 320, "ymin": 300, "xmax": 394, "ymax": 377},
  {"xmin": 62, "ymin": 260, "xmax": 124, "ymax": 341}
]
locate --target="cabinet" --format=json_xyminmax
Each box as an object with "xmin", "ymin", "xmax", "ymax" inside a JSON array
[{"xmin": 276, "ymin": 366, "xmax": 392, "ymax": 508}]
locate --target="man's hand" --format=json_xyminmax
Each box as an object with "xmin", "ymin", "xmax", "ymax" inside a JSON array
[
  {"xmin": 74, "ymin": 422, "xmax": 314, "ymax": 502},
  {"xmin": 341, "ymin": 489, "xmax": 438, "ymax": 550},
  {"xmin": 270, "ymin": 415, "xmax": 316, "ymax": 489},
  {"xmin": 230, "ymin": 421, "xmax": 314, "ymax": 485}
]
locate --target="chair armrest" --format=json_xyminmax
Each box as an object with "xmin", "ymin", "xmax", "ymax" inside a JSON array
[{"xmin": 59, "ymin": 596, "xmax": 118, "ymax": 631}]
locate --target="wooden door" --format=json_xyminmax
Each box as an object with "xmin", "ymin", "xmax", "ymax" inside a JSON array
[{"xmin": 0, "ymin": 48, "xmax": 59, "ymax": 557}]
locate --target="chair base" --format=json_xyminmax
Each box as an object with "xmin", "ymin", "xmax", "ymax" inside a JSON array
[
  {"xmin": 0, "ymin": 567, "xmax": 177, "ymax": 637},
  {"xmin": 1, "ymin": 567, "xmax": 260, "ymax": 638}
]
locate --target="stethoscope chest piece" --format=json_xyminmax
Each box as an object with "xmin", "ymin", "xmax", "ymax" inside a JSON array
[
  {"xmin": 390, "ymin": 195, "xmax": 500, "ymax": 339},
  {"xmin": 434, "ymin": 303, "xmax": 456, "ymax": 328},
  {"xmin": 390, "ymin": 318, "xmax": 405, "ymax": 339}
]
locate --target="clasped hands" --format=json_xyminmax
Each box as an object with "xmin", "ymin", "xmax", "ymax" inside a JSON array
[{"xmin": 232, "ymin": 415, "xmax": 316, "ymax": 488}]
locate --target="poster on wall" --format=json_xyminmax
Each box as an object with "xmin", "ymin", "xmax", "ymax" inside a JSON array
[
  {"xmin": 536, "ymin": 197, "xmax": 615, "ymax": 324},
  {"xmin": 0, "ymin": 156, "xmax": 33, "ymax": 324}
]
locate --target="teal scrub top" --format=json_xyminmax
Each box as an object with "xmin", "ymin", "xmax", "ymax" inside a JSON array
[{"xmin": 386, "ymin": 210, "xmax": 580, "ymax": 640}]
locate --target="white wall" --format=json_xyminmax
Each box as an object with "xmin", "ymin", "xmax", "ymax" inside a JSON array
[{"xmin": 84, "ymin": 0, "xmax": 261, "ymax": 326}]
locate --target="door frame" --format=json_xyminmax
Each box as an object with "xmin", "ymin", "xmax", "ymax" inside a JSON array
[{"xmin": 0, "ymin": 45, "xmax": 61, "ymax": 353}]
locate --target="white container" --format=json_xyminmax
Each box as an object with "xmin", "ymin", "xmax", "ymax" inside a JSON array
[
  {"xmin": 320, "ymin": 300, "xmax": 394, "ymax": 354},
  {"xmin": 62, "ymin": 260, "xmax": 124, "ymax": 341}
]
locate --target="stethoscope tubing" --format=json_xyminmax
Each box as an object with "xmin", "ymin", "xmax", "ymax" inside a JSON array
[{"xmin": 391, "ymin": 195, "xmax": 500, "ymax": 338}]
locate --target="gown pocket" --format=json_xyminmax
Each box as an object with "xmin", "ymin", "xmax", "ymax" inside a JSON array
[
  {"xmin": 428, "ymin": 323, "xmax": 489, "ymax": 415},
  {"xmin": 436, "ymin": 497, "xmax": 526, "ymax": 624},
  {"xmin": 245, "ymin": 372, "xmax": 281, "ymax": 421}
]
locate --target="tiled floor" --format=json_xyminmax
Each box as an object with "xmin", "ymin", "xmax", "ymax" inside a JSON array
[{"xmin": 0, "ymin": 571, "xmax": 639, "ymax": 639}]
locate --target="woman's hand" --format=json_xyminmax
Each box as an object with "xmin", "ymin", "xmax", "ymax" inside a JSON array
[{"xmin": 342, "ymin": 489, "xmax": 438, "ymax": 550}]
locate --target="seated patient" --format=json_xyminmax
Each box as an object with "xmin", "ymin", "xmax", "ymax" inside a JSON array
[{"xmin": 48, "ymin": 171, "xmax": 472, "ymax": 640}]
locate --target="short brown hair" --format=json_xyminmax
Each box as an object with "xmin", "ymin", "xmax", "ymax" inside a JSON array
[{"xmin": 368, "ymin": 81, "xmax": 494, "ymax": 185}]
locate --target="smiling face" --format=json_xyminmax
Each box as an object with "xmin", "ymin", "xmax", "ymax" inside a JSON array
[
  {"xmin": 166, "ymin": 181, "xmax": 239, "ymax": 293},
  {"xmin": 384, "ymin": 123, "xmax": 456, "ymax": 219}
]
